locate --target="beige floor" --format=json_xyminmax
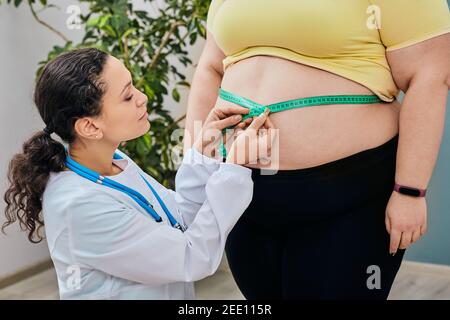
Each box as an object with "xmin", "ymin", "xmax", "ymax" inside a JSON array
[{"xmin": 1, "ymin": 260, "xmax": 450, "ymax": 300}]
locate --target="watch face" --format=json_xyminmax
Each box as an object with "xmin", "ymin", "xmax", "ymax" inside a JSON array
[{"xmin": 399, "ymin": 186, "xmax": 421, "ymax": 197}]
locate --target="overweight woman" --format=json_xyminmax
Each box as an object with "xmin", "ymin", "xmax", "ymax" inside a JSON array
[
  {"xmin": 184, "ymin": 0, "xmax": 450, "ymax": 299},
  {"xmin": 2, "ymin": 48, "xmax": 274, "ymax": 299}
]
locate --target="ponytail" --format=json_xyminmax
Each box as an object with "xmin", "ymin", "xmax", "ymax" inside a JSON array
[{"xmin": 2, "ymin": 130, "xmax": 66, "ymax": 243}]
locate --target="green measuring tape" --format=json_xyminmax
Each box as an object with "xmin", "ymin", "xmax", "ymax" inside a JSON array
[{"xmin": 218, "ymin": 88, "xmax": 384, "ymax": 158}]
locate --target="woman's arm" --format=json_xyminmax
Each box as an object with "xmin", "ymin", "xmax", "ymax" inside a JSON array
[
  {"xmin": 183, "ymin": 31, "xmax": 226, "ymax": 153},
  {"xmin": 384, "ymin": 33, "xmax": 450, "ymax": 255}
]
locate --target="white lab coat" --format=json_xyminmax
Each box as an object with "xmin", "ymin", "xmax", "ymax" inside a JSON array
[{"xmin": 42, "ymin": 147, "xmax": 253, "ymax": 299}]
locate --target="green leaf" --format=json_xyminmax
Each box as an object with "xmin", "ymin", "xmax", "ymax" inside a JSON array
[
  {"xmin": 195, "ymin": 18, "xmax": 206, "ymax": 38},
  {"xmin": 177, "ymin": 81, "xmax": 190, "ymax": 88},
  {"xmin": 99, "ymin": 14, "xmax": 112, "ymax": 28},
  {"xmin": 122, "ymin": 28, "xmax": 136, "ymax": 39},
  {"xmin": 189, "ymin": 32, "xmax": 197, "ymax": 45},
  {"xmin": 144, "ymin": 84, "xmax": 155, "ymax": 101},
  {"xmin": 161, "ymin": 149, "xmax": 169, "ymax": 168},
  {"xmin": 142, "ymin": 133, "xmax": 152, "ymax": 148},
  {"xmin": 86, "ymin": 16, "xmax": 100, "ymax": 28},
  {"xmin": 146, "ymin": 166, "xmax": 160, "ymax": 178},
  {"xmin": 101, "ymin": 25, "xmax": 117, "ymax": 38},
  {"xmin": 172, "ymin": 88, "xmax": 180, "ymax": 102},
  {"xmin": 136, "ymin": 138, "xmax": 150, "ymax": 157}
]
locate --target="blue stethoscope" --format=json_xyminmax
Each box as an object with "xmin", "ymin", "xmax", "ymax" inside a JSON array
[{"xmin": 64, "ymin": 149, "xmax": 187, "ymax": 232}]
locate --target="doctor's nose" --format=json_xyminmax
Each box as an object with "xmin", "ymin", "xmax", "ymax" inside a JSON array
[{"xmin": 136, "ymin": 92, "xmax": 148, "ymax": 108}]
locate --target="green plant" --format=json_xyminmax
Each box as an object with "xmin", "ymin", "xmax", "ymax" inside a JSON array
[{"xmin": 2, "ymin": 0, "xmax": 211, "ymax": 188}]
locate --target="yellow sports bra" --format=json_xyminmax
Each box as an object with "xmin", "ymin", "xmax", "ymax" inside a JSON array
[{"xmin": 206, "ymin": 0, "xmax": 450, "ymax": 102}]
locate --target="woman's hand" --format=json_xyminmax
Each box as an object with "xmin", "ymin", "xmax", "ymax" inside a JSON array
[
  {"xmin": 226, "ymin": 109, "xmax": 276, "ymax": 165},
  {"xmin": 193, "ymin": 103, "xmax": 251, "ymax": 158},
  {"xmin": 385, "ymin": 191, "xmax": 428, "ymax": 255}
]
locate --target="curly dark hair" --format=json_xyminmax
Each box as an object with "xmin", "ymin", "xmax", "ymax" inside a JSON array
[{"xmin": 2, "ymin": 47, "xmax": 109, "ymax": 243}]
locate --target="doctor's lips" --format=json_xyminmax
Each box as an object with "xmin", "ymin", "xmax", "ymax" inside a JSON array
[{"xmin": 139, "ymin": 110, "xmax": 149, "ymax": 120}]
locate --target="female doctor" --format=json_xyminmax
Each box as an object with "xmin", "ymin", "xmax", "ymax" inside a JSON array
[{"xmin": 2, "ymin": 47, "xmax": 274, "ymax": 299}]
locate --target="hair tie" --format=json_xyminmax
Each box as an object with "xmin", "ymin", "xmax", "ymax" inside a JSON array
[{"xmin": 43, "ymin": 126, "xmax": 54, "ymax": 135}]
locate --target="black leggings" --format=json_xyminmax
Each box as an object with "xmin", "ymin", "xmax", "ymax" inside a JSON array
[{"xmin": 225, "ymin": 134, "xmax": 406, "ymax": 299}]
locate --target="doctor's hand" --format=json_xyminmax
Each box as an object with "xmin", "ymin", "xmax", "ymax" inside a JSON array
[
  {"xmin": 226, "ymin": 109, "xmax": 276, "ymax": 165},
  {"xmin": 193, "ymin": 104, "xmax": 251, "ymax": 158}
]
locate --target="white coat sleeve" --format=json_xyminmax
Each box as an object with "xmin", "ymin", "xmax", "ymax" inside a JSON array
[
  {"xmin": 67, "ymin": 162, "xmax": 253, "ymax": 286},
  {"xmin": 138, "ymin": 147, "xmax": 223, "ymax": 227}
]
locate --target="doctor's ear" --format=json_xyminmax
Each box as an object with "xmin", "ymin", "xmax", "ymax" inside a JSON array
[{"xmin": 74, "ymin": 117, "xmax": 103, "ymax": 140}]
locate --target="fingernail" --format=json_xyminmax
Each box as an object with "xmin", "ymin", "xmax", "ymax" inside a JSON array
[
  {"xmin": 390, "ymin": 252, "xmax": 396, "ymax": 256},
  {"xmin": 235, "ymin": 115, "xmax": 242, "ymax": 120}
]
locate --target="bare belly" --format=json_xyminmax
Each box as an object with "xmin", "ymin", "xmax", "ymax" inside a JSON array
[{"xmin": 217, "ymin": 56, "xmax": 401, "ymax": 170}]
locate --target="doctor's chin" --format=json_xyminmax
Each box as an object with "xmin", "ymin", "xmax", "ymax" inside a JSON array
[{"xmin": 1, "ymin": 0, "xmax": 450, "ymax": 308}]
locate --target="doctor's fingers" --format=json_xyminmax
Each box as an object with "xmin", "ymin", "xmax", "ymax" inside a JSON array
[
  {"xmin": 229, "ymin": 114, "xmax": 266, "ymax": 143},
  {"xmin": 263, "ymin": 112, "xmax": 275, "ymax": 130},
  {"xmin": 236, "ymin": 117, "xmax": 253, "ymax": 129},
  {"xmin": 247, "ymin": 110, "xmax": 269, "ymax": 131},
  {"xmin": 213, "ymin": 104, "xmax": 250, "ymax": 120},
  {"xmin": 211, "ymin": 114, "xmax": 245, "ymax": 131},
  {"xmin": 238, "ymin": 109, "xmax": 273, "ymax": 130}
]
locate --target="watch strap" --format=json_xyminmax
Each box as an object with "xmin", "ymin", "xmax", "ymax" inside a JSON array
[{"xmin": 394, "ymin": 182, "xmax": 427, "ymax": 197}]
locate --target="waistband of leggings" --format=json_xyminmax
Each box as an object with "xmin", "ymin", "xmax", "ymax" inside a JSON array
[{"xmin": 249, "ymin": 134, "xmax": 399, "ymax": 180}]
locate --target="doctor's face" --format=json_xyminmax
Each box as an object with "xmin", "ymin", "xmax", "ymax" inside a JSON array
[{"xmin": 94, "ymin": 56, "xmax": 150, "ymax": 143}]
